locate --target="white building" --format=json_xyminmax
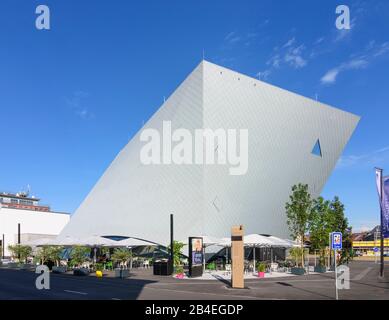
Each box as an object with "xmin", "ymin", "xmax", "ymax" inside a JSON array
[
  {"xmin": 0, "ymin": 192, "xmax": 69, "ymax": 257},
  {"xmin": 59, "ymin": 60, "xmax": 360, "ymax": 245}
]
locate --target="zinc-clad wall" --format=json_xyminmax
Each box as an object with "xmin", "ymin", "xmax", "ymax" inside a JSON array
[
  {"xmin": 202, "ymin": 61, "xmax": 359, "ymax": 239},
  {"xmin": 59, "ymin": 62, "xmax": 205, "ymax": 244},
  {"xmin": 59, "ymin": 60, "xmax": 359, "ymax": 245}
]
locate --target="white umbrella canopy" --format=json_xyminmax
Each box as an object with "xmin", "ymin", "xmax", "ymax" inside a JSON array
[
  {"xmin": 282, "ymin": 238, "xmax": 301, "ymax": 248},
  {"xmin": 219, "ymin": 237, "xmax": 232, "ymax": 247},
  {"xmin": 24, "ymin": 237, "xmax": 58, "ymax": 247},
  {"xmin": 181, "ymin": 235, "xmax": 224, "ymax": 247},
  {"xmin": 115, "ymin": 238, "xmax": 155, "ymax": 247},
  {"xmin": 75, "ymin": 235, "xmax": 119, "ymax": 247},
  {"xmin": 244, "ymin": 234, "xmax": 275, "ymax": 247},
  {"xmin": 46, "ymin": 236, "xmax": 80, "ymax": 247},
  {"xmin": 266, "ymin": 236, "xmax": 293, "ymax": 248}
]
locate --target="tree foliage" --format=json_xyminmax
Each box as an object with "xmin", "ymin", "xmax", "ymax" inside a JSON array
[
  {"xmin": 7, "ymin": 244, "xmax": 32, "ymax": 263},
  {"xmin": 285, "ymin": 183, "xmax": 313, "ymax": 267},
  {"xmin": 69, "ymin": 246, "xmax": 90, "ymax": 267},
  {"xmin": 167, "ymin": 241, "xmax": 185, "ymax": 268},
  {"xmin": 286, "ymin": 185, "xmax": 352, "ymax": 267},
  {"xmin": 36, "ymin": 246, "xmax": 64, "ymax": 266},
  {"xmin": 111, "ymin": 248, "xmax": 132, "ymax": 268}
]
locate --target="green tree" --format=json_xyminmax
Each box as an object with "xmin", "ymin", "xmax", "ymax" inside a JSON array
[
  {"xmin": 328, "ymin": 196, "xmax": 352, "ymax": 264},
  {"xmin": 8, "ymin": 245, "xmax": 32, "ymax": 263},
  {"xmin": 285, "ymin": 183, "xmax": 313, "ymax": 267},
  {"xmin": 69, "ymin": 246, "xmax": 90, "ymax": 267},
  {"xmin": 310, "ymin": 197, "xmax": 331, "ymax": 266},
  {"xmin": 167, "ymin": 241, "xmax": 185, "ymax": 268},
  {"xmin": 36, "ymin": 246, "xmax": 64, "ymax": 266},
  {"xmin": 111, "ymin": 248, "xmax": 132, "ymax": 268}
]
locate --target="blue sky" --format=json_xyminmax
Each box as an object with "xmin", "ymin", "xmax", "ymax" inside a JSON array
[{"xmin": 0, "ymin": 0, "xmax": 388, "ymax": 232}]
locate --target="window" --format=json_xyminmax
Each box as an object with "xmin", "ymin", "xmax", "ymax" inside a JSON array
[
  {"xmin": 20, "ymin": 200, "xmax": 33, "ymax": 206},
  {"xmin": 11, "ymin": 199, "xmax": 18, "ymax": 204},
  {"xmin": 312, "ymin": 139, "xmax": 322, "ymax": 157}
]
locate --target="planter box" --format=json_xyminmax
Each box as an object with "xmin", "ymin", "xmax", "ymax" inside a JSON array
[
  {"xmin": 314, "ymin": 265, "xmax": 327, "ymax": 273},
  {"xmin": 114, "ymin": 268, "xmax": 130, "ymax": 278},
  {"xmin": 52, "ymin": 266, "xmax": 67, "ymax": 274},
  {"xmin": 175, "ymin": 273, "xmax": 184, "ymax": 279},
  {"xmin": 73, "ymin": 268, "xmax": 89, "ymax": 276},
  {"xmin": 291, "ymin": 267, "xmax": 306, "ymax": 275},
  {"xmin": 20, "ymin": 264, "xmax": 35, "ymax": 271},
  {"xmin": 7, "ymin": 262, "xmax": 19, "ymax": 269},
  {"xmin": 257, "ymin": 271, "xmax": 265, "ymax": 278}
]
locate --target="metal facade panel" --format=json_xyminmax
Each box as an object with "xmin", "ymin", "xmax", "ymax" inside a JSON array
[
  {"xmin": 202, "ymin": 61, "xmax": 359, "ymax": 239},
  {"xmin": 60, "ymin": 60, "xmax": 359, "ymax": 245}
]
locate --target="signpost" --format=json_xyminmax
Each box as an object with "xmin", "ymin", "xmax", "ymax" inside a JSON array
[
  {"xmin": 374, "ymin": 247, "xmax": 379, "ymax": 264},
  {"xmin": 331, "ymin": 232, "xmax": 342, "ymax": 300},
  {"xmin": 231, "ymin": 225, "xmax": 244, "ymax": 289}
]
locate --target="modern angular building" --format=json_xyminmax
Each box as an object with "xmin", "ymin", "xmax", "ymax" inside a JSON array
[{"xmin": 59, "ymin": 60, "xmax": 360, "ymax": 245}]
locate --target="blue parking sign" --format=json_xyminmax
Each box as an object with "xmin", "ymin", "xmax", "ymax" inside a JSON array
[{"xmin": 331, "ymin": 232, "xmax": 342, "ymax": 250}]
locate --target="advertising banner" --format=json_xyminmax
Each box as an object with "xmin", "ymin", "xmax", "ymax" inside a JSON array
[
  {"xmin": 188, "ymin": 237, "xmax": 203, "ymax": 278},
  {"xmin": 375, "ymin": 168, "xmax": 389, "ymax": 238},
  {"xmin": 382, "ymin": 176, "xmax": 389, "ymax": 237}
]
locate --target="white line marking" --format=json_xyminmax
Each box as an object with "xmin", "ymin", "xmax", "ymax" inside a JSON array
[
  {"xmin": 112, "ymin": 298, "xmax": 121, "ymax": 300},
  {"xmin": 64, "ymin": 290, "xmax": 88, "ymax": 295},
  {"xmin": 352, "ymin": 267, "xmax": 373, "ymax": 281}
]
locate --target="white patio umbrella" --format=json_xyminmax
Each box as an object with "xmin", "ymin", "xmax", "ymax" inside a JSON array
[
  {"xmin": 115, "ymin": 238, "xmax": 155, "ymax": 247},
  {"xmin": 282, "ymin": 238, "xmax": 301, "ymax": 248},
  {"xmin": 50, "ymin": 236, "xmax": 81, "ymax": 247},
  {"xmin": 267, "ymin": 236, "xmax": 293, "ymax": 248},
  {"xmin": 218, "ymin": 238, "xmax": 232, "ymax": 265},
  {"xmin": 244, "ymin": 234, "xmax": 275, "ymax": 273},
  {"xmin": 262, "ymin": 235, "xmax": 292, "ymax": 265},
  {"xmin": 75, "ymin": 236, "xmax": 121, "ymax": 263},
  {"xmin": 181, "ymin": 236, "xmax": 224, "ymax": 272},
  {"xmin": 111, "ymin": 238, "xmax": 156, "ymax": 269},
  {"xmin": 75, "ymin": 235, "xmax": 118, "ymax": 247},
  {"xmin": 24, "ymin": 237, "xmax": 57, "ymax": 247}
]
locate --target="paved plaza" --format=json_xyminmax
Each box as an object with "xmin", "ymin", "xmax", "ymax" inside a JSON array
[{"xmin": 0, "ymin": 261, "xmax": 388, "ymax": 300}]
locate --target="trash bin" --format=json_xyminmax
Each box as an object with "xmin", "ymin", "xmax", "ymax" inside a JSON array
[{"xmin": 153, "ymin": 260, "xmax": 172, "ymax": 276}]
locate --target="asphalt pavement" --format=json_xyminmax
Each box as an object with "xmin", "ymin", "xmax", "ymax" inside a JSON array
[{"xmin": 0, "ymin": 261, "xmax": 388, "ymax": 300}]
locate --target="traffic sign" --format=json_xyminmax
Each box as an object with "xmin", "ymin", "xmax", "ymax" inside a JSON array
[
  {"xmin": 374, "ymin": 247, "xmax": 379, "ymax": 253},
  {"xmin": 331, "ymin": 232, "xmax": 342, "ymax": 250}
]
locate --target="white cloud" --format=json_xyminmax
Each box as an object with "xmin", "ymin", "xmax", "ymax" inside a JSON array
[
  {"xmin": 65, "ymin": 91, "xmax": 94, "ymax": 120},
  {"xmin": 320, "ymin": 41, "xmax": 389, "ymax": 85},
  {"xmin": 334, "ymin": 17, "xmax": 357, "ymax": 42},
  {"xmin": 321, "ymin": 69, "xmax": 340, "ymax": 84},
  {"xmin": 284, "ymin": 45, "xmax": 307, "ymax": 68},
  {"xmin": 336, "ymin": 146, "xmax": 389, "ymax": 169},
  {"xmin": 267, "ymin": 54, "xmax": 281, "ymax": 68},
  {"xmin": 224, "ymin": 31, "xmax": 240, "ymax": 44},
  {"xmin": 256, "ymin": 70, "xmax": 271, "ymax": 81},
  {"xmin": 261, "ymin": 38, "xmax": 308, "ymax": 78},
  {"xmin": 283, "ymin": 37, "xmax": 296, "ymax": 48}
]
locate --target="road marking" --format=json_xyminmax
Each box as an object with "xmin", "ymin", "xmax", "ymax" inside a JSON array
[
  {"xmin": 352, "ymin": 267, "xmax": 373, "ymax": 281},
  {"xmin": 64, "ymin": 290, "xmax": 88, "ymax": 295},
  {"xmin": 112, "ymin": 298, "xmax": 121, "ymax": 300},
  {"xmin": 143, "ymin": 285, "xmax": 274, "ymax": 300}
]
